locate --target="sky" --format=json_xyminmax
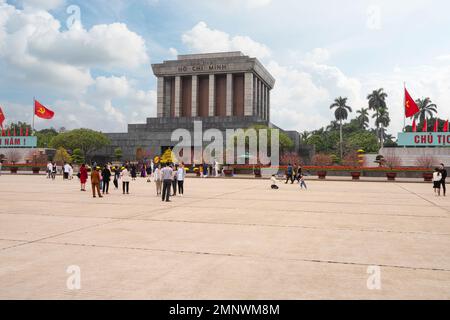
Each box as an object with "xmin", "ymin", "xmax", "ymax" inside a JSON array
[{"xmin": 0, "ymin": 0, "xmax": 449, "ymax": 135}]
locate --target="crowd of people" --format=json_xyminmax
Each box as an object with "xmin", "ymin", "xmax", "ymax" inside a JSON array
[
  {"xmin": 45, "ymin": 160, "xmax": 447, "ymax": 198},
  {"xmin": 271, "ymin": 163, "xmax": 308, "ymax": 191},
  {"xmin": 75, "ymin": 161, "xmax": 186, "ymax": 201}
]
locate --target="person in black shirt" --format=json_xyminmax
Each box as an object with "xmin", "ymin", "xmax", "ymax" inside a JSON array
[{"xmin": 440, "ymin": 163, "xmax": 447, "ymax": 197}]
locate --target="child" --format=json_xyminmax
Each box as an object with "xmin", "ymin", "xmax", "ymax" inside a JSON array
[
  {"xmin": 271, "ymin": 175, "xmax": 279, "ymax": 190},
  {"xmin": 299, "ymin": 175, "xmax": 307, "ymax": 190},
  {"xmin": 433, "ymin": 168, "xmax": 442, "ymax": 196}
]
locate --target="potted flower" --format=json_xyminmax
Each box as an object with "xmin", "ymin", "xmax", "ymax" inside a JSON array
[
  {"xmin": 415, "ymin": 156, "xmax": 436, "ymax": 182},
  {"xmin": 254, "ymin": 166, "xmax": 262, "ymax": 178},
  {"xmin": 343, "ymin": 151, "xmax": 362, "ymax": 180},
  {"xmin": 383, "ymin": 152, "xmax": 402, "ymax": 181},
  {"xmin": 223, "ymin": 166, "xmax": 233, "ymax": 177},
  {"xmin": 5, "ymin": 149, "xmax": 20, "ymax": 174},
  {"xmin": 28, "ymin": 150, "xmax": 48, "ymax": 174},
  {"xmin": 193, "ymin": 167, "xmax": 200, "ymax": 177},
  {"xmin": 312, "ymin": 154, "xmax": 333, "ymax": 179}
]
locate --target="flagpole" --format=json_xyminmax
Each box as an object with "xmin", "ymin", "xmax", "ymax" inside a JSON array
[
  {"xmin": 32, "ymin": 97, "xmax": 35, "ymax": 136},
  {"xmin": 403, "ymin": 82, "xmax": 406, "ymax": 132}
]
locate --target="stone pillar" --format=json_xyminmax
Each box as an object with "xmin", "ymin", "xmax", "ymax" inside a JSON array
[
  {"xmin": 244, "ymin": 72, "xmax": 254, "ymax": 116},
  {"xmin": 266, "ymin": 87, "xmax": 270, "ymax": 122},
  {"xmin": 209, "ymin": 74, "xmax": 215, "ymax": 117},
  {"xmin": 163, "ymin": 78, "xmax": 172, "ymax": 118},
  {"xmin": 226, "ymin": 73, "xmax": 233, "ymax": 116},
  {"xmin": 262, "ymin": 83, "xmax": 267, "ymax": 121},
  {"xmin": 259, "ymin": 79, "xmax": 263, "ymax": 119},
  {"xmin": 191, "ymin": 75, "xmax": 198, "ymax": 117},
  {"xmin": 174, "ymin": 76, "xmax": 181, "ymax": 117},
  {"xmin": 157, "ymin": 77, "xmax": 164, "ymax": 118}
]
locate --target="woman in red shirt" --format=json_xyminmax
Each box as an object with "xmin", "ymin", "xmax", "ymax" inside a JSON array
[{"xmin": 79, "ymin": 164, "xmax": 88, "ymax": 192}]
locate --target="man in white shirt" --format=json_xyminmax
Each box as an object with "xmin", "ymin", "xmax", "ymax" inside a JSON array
[
  {"xmin": 63, "ymin": 162, "xmax": 71, "ymax": 180},
  {"xmin": 47, "ymin": 162, "xmax": 53, "ymax": 179},
  {"xmin": 177, "ymin": 164, "xmax": 186, "ymax": 196},
  {"xmin": 161, "ymin": 164, "xmax": 173, "ymax": 202},
  {"xmin": 153, "ymin": 164, "xmax": 162, "ymax": 196}
]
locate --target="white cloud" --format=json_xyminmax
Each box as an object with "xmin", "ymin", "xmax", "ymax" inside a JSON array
[
  {"xmin": 0, "ymin": 2, "xmax": 154, "ymax": 132},
  {"xmin": 16, "ymin": 0, "xmax": 64, "ymax": 10},
  {"xmin": 182, "ymin": 21, "xmax": 271, "ymax": 59}
]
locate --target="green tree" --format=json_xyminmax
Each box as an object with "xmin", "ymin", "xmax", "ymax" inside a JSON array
[
  {"xmin": 373, "ymin": 107, "xmax": 391, "ymax": 147},
  {"xmin": 414, "ymin": 98, "xmax": 437, "ymax": 123},
  {"xmin": 330, "ymin": 96, "xmax": 352, "ymax": 159},
  {"xmin": 114, "ymin": 148, "xmax": 123, "ymax": 161},
  {"xmin": 36, "ymin": 128, "xmax": 59, "ymax": 148},
  {"xmin": 367, "ymin": 88, "xmax": 388, "ymax": 144},
  {"xmin": 54, "ymin": 147, "xmax": 72, "ymax": 165},
  {"xmin": 249, "ymin": 125, "xmax": 294, "ymax": 152},
  {"xmin": 346, "ymin": 131, "xmax": 379, "ymax": 154},
  {"xmin": 71, "ymin": 148, "xmax": 85, "ymax": 164},
  {"xmin": 50, "ymin": 129, "xmax": 111, "ymax": 162},
  {"xmin": 5, "ymin": 122, "xmax": 31, "ymax": 135},
  {"xmin": 356, "ymin": 108, "xmax": 370, "ymax": 129}
]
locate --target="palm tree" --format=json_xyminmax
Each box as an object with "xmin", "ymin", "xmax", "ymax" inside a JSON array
[
  {"xmin": 367, "ymin": 88, "xmax": 388, "ymax": 143},
  {"xmin": 300, "ymin": 131, "xmax": 310, "ymax": 144},
  {"xmin": 330, "ymin": 97, "xmax": 352, "ymax": 159},
  {"xmin": 414, "ymin": 98, "xmax": 437, "ymax": 123},
  {"xmin": 356, "ymin": 108, "xmax": 370, "ymax": 129},
  {"xmin": 326, "ymin": 120, "xmax": 340, "ymax": 132},
  {"xmin": 373, "ymin": 107, "xmax": 391, "ymax": 147}
]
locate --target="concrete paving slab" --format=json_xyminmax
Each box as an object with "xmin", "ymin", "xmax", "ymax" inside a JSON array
[{"xmin": 0, "ymin": 175, "xmax": 449, "ymax": 299}]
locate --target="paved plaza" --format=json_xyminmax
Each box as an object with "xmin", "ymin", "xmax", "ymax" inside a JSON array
[{"xmin": 0, "ymin": 175, "xmax": 449, "ymax": 300}]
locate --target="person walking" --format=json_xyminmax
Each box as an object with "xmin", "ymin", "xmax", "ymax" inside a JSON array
[
  {"xmin": 131, "ymin": 165, "xmax": 137, "ymax": 181},
  {"xmin": 121, "ymin": 166, "xmax": 131, "ymax": 194},
  {"xmin": 113, "ymin": 166, "xmax": 120, "ymax": 190},
  {"xmin": 161, "ymin": 164, "xmax": 173, "ymax": 202},
  {"xmin": 63, "ymin": 162, "xmax": 70, "ymax": 180},
  {"xmin": 433, "ymin": 168, "xmax": 442, "ymax": 196},
  {"xmin": 102, "ymin": 165, "xmax": 111, "ymax": 195},
  {"xmin": 297, "ymin": 165, "xmax": 303, "ymax": 182},
  {"xmin": 47, "ymin": 161, "xmax": 52, "ymax": 179},
  {"xmin": 91, "ymin": 167, "xmax": 102, "ymax": 198},
  {"xmin": 440, "ymin": 163, "xmax": 447, "ymax": 197},
  {"xmin": 51, "ymin": 162, "xmax": 57, "ymax": 180},
  {"xmin": 299, "ymin": 174, "xmax": 308, "ymax": 190},
  {"xmin": 154, "ymin": 164, "xmax": 162, "ymax": 196},
  {"xmin": 285, "ymin": 164, "xmax": 293, "ymax": 184},
  {"xmin": 177, "ymin": 164, "xmax": 186, "ymax": 196},
  {"xmin": 172, "ymin": 164, "xmax": 178, "ymax": 196},
  {"xmin": 79, "ymin": 164, "xmax": 88, "ymax": 191}
]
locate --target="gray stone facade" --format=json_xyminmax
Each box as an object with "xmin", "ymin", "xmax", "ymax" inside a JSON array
[{"xmin": 96, "ymin": 52, "xmax": 302, "ymax": 163}]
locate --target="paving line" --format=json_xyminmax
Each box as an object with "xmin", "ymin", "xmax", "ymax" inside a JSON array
[{"xmin": 32, "ymin": 241, "xmax": 450, "ymax": 273}]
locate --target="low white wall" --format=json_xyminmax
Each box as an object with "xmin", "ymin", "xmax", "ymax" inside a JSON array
[{"xmin": 379, "ymin": 147, "xmax": 450, "ymax": 167}]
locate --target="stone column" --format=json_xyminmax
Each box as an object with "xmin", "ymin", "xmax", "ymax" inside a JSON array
[
  {"xmin": 262, "ymin": 84, "xmax": 267, "ymax": 121},
  {"xmin": 174, "ymin": 76, "xmax": 181, "ymax": 117},
  {"xmin": 157, "ymin": 77, "xmax": 164, "ymax": 118},
  {"xmin": 266, "ymin": 87, "xmax": 270, "ymax": 122},
  {"xmin": 191, "ymin": 75, "xmax": 198, "ymax": 117},
  {"xmin": 244, "ymin": 72, "xmax": 254, "ymax": 116},
  {"xmin": 259, "ymin": 79, "xmax": 263, "ymax": 119},
  {"xmin": 209, "ymin": 74, "xmax": 215, "ymax": 117},
  {"xmin": 226, "ymin": 73, "xmax": 233, "ymax": 116}
]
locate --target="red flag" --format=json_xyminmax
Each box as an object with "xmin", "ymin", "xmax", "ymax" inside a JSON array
[
  {"xmin": 444, "ymin": 120, "xmax": 449, "ymax": 132},
  {"xmin": 433, "ymin": 119, "xmax": 439, "ymax": 132},
  {"xmin": 412, "ymin": 119, "xmax": 417, "ymax": 132},
  {"xmin": 422, "ymin": 118, "xmax": 428, "ymax": 132},
  {"xmin": 34, "ymin": 100, "xmax": 55, "ymax": 120},
  {"xmin": 7, "ymin": 129, "xmax": 11, "ymax": 136},
  {"xmin": 0, "ymin": 106, "xmax": 5, "ymax": 129},
  {"xmin": 26, "ymin": 127, "xmax": 29, "ymax": 136},
  {"xmin": 13, "ymin": 127, "xmax": 16, "ymax": 136},
  {"xmin": 20, "ymin": 127, "xmax": 23, "ymax": 136},
  {"xmin": 1, "ymin": 128, "xmax": 4, "ymax": 136},
  {"xmin": 405, "ymin": 88, "xmax": 420, "ymax": 118}
]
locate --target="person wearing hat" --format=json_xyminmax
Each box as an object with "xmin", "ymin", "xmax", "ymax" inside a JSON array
[
  {"xmin": 91, "ymin": 167, "xmax": 102, "ymax": 198},
  {"xmin": 121, "ymin": 165, "xmax": 131, "ymax": 194}
]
